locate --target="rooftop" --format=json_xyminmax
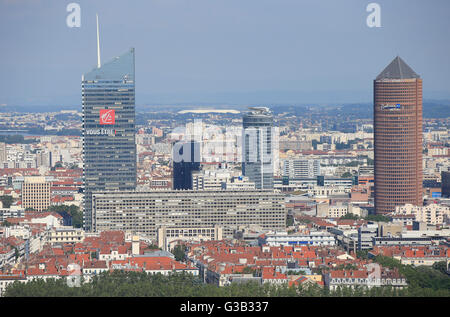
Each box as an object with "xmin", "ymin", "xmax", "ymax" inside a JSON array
[{"xmin": 376, "ymin": 56, "xmax": 420, "ymax": 80}]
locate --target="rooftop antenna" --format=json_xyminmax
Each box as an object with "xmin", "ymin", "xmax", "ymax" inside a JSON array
[{"xmin": 96, "ymin": 13, "xmax": 101, "ymax": 68}]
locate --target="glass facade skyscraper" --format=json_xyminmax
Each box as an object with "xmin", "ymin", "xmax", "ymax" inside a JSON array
[
  {"xmin": 242, "ymin": 107, "xmax": 274, "ymax": 189},
  {"xmin": 82, "ymin": 48, "xmax": 137, "ymax": 231},
  {"xmin": 173, "ymin": 140, "xmax": 201, "ymax": 190}
]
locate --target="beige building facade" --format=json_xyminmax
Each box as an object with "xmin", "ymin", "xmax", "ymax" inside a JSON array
[{"xmin": 21, "ymin": 177, "xmax": 51, "ymax": 211}]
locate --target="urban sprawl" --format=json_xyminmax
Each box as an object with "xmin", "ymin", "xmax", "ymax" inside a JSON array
[{"xmin": 0, "ymin": 53, "xmax": 449, "ymax": 297}]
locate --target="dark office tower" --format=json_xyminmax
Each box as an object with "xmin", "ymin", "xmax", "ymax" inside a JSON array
[
  {"xmin": 374, "ymin": 56, "xmax": 423, "ymax": 214},
  {"xmin": 82, "ymin": 48, "xmax": 137, "ymax": 231},
  {"xmin": 242, "ymin": 107, "xmax": 274, "ymax": 189},
  {"xmin": 442, "ymin": 171, "xmax": 450, "ymax": 198},
  {"xmin": 173, "ymin": 141, "xmax": 201, "ymax": 190}
]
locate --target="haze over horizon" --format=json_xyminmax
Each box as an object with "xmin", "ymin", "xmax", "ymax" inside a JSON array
[{"xmin": 1, "ymin": 0, "xmax": 450, "ymax": 107}]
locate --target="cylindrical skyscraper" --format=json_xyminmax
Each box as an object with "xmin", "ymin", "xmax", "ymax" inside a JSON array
[{"xmin": 374, "ymin": 56, "xmax": 423, "ymax": 214}]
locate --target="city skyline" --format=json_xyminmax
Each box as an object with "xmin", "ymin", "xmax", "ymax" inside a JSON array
[
  {"xmin": 0, "ymin": 1, "xmax": 449, "ymax": 301},
  {"xmin": 1, "ymin": 0, "xmax": 450, "ymax": 106}
]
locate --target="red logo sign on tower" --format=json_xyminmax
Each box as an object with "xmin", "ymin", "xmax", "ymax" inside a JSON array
[{"xmin": 100, "ymin": 109, "xmax": 115, "ymax": 125}]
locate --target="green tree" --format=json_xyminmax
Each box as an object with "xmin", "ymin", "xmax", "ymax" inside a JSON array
[
  {"xmin": 432, "ymin": 261, "xmax": 448, "ymax": 275},
  {"xmin": 340, "ymin": 213, "xmax": 359, "ymax": 220},
  {"xmin": 356, "ymin": 250, "xmax": 369, "ymax": 260},
  {"xmin": 341, "ymin": 172, "xmax": 352, "ymax": 178},
  {"xmin": 298, "ymin": 218, "xmax": 312, "ymax": 224},
  {"xmin": 241, "ymin": 266, "xmax": 255, "ymax": 275},
  {"xmin": 374, "ymin": 255, "xmax": 450, "ymax": 294},
  {"xmin": 172, "ymin": 245, "xmax": 187, "ymax": 262},
  {"xmin": 286, "ymin": 270, "xmax": 306, "ymax": 276},
  {"xmin": 0, "ymin": 195, "xmax": 13, "ymax": 208},
  {"xmin": 4, "ymin": 265, "xmax": 450, "ymax": 297},
  {"xmin": 144, "ymin": 244, "xmax": 161, "ymax": 250},
  {"xmin": 286, "ymin": 216, "xmax": 294, "ymax": 227},
  {"xmin": 47, "ymin": 205, "xmax": 83, "ymax": 228},
  {"xmin": 13, "ymin": 247, "xmax": 20, "ymax": 261},
  {"xmin": 364, "ymin": 214, "xmax": 391, "ymax": 222},
  {"xmin": 2, "ymin": 220, "xmax": 12, "ymax": 227}
]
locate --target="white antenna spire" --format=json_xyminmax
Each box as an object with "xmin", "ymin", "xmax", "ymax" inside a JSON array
[{"xmin": 96, "ymin": 13, "xmax": 101, "ymax": 68}]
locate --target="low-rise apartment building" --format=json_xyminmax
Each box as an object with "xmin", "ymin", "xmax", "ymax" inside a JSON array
[
  {"xmin": 258, "ymin": 231, "xmax": 336, "ymax": 247},
  {"xmin": 47, "ymin": 227, "xmax": 84, "ymax": 244},
  {"xmin": 394, "ymin": 203, "xmax": 450, "ymax": 226}
]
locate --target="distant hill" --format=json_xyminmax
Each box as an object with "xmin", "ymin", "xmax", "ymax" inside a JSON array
[
  {"xmin": 422, "ymin": 101, "xmax": 450, "ymax": 118},
  {"xmin": 272, "ymin": 101, "xmax": 450, "ymax": 119},
  {"xmin": 2, "ymin": 100, "xmax": 449, "ymax": 118}
]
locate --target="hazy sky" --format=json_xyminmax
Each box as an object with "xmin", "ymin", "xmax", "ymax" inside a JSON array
[{"xmin": 1, "ymin": 0, "xmax": 450, "ymax": 107}]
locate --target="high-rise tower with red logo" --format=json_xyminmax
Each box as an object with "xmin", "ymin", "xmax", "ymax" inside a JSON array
[
  {"xmin": 82, "ymin": 48, "xmax": 137, "ymax": 231},
  {"xmin": 374, "ymin": 56, "xmax": 423, "ymax": 214}
]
